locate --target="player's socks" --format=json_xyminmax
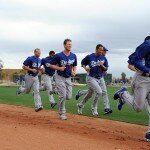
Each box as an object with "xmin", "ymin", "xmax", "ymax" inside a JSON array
[
  {"xmin": 50, "ymin": 102, "xmax": 57, "ymax": 108},
  {"xmin": 113, "ymin": 87, "xmax": 127, "ymax": 100},
  {"xmin": 75, "ymin": 90, "xmax": 81, "ymax": 100},
  {"xmin": 77, "ymin": 104, "xmax": 83, "ymax": 115},
  {"xmin": 118, "ymin": 98, "xmax": 124, "ymax": 110}
]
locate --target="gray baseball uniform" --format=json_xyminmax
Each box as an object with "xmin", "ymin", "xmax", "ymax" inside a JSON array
[
  {"xmin": 40, "ymin": 74, "xmax": 55, "ymax": 104},
  {"xmin": 55, "ymin": 74, "xmax": 72, "ymax": 114},
  {"xmin": 79, "ymin": 53, "xmax": 109, "ymax": 113},
  {"xmin": 78, "ymin": 77, "xmax": 110, "ymax": 109},
  {"xmin": 78, "ymin": 76, "xmax": 102, "ymax": 110},
  {"xmin": 51, "ymin": 51, "xmax": 77, "ymax": 116},
  {"xmin": 121, "ymin": 72, "xmax": 150, "ymax": 112},
  {"xmin": 18, "ymin": 55, "xmax": 42, "ymax": 110},
  {"xmin": 19, "ymin": 74, "xmax": 42, "ymax": 109}
]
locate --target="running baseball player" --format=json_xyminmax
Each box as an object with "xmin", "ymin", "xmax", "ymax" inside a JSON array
[
  {"xmin": 75, "ymin": 48, "xmax": 112, "ymax": 114},
  {"xmin": 16, "ymin": 48, "xmax": 43, "ymax": 112},
  {"xmin": 50, "ymin": 39, "xmax": 77, "ymax": 120},
  {"xmin": 40, "ymin": 51, "xmax": 57, "ymax": 108},
  {"xmin": 113, "ymin": 36, "xmax": 150, "ymax": 141},
  {"xmin": 77, "ymin": 44, "xmax": 108, "ymax": 116}
]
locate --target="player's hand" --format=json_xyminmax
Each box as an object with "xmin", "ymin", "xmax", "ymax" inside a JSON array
[
  {"xmin": 71, "ymin": 71, "xmax": 76, "ymax": 77},
  {"xmin": 85, "ymin": 66, "xmax": 90, "ymax": 73},
  {"xmin": 40, "ymin": 68, "xmax": 45, "ymax": 74},
  {"xmin": 59, "ymin": 66, "xmax": 66, "ymax": 71},
  {"xmin": 31, "ymin": 69, "xmax": 38, "ymax": 73},
  {"xmin": 99, "ymin": 61, "xmax": 104, "ymax": 66}
]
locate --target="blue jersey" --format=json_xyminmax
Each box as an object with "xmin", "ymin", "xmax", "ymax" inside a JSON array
[
  {"xmin": 41, "ymin": 56, "xmax": 55, "ymax": 76},
  {"xmin": 128, "ymin": 52, "xmax": 136, "ymax": 65},
  {"xmin": 133, "ymin": 40, "xmax": 150, "ymax": 73},
  {"xmin": 51, "ymin": 52, "xmax": 77, "ymax": 78},
  {"xmin": 23, "ymin": 56, "xmax": 41, "ymax": 76},
  {"xmin": 81, "ymin": 53, "xmax": 108, "ymax": 79}
]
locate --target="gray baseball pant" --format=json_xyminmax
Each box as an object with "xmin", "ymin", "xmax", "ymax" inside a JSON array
[
  {"xmin": 55, "ymin": 74, "xmax": 72, "ymax": 115},
  {"xmin": 79, "ymin": 76, "xmax": 102, "ymax": 110},
  {"xmin": 78, "ymin": 77, "xmax": 110, "ymax": 109},
  {"xmin": 19, "ymin": 74, "xmax": 42, "ymax": 109},
  {"xmin": 40, "ymin": 74, "xmax": 55, "ymax": 104},
  {"xmin": 121, "ymin": 73, "xmax": 150, "ymax": 112}
]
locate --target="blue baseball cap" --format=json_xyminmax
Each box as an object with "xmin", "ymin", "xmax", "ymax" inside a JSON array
[{"xmin": 103, "ymin": 47, "xmax": 109, "ymax": 51}]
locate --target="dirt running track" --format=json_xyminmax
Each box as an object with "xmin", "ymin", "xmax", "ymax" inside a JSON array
[{"xmin": 0, "ymin": 104, "xmax": 149, "ymax": 150}]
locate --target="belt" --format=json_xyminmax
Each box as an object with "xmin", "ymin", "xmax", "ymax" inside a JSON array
[
  {"xmin": 57, "ymin": 73, "xmax": 70, "ymax": 78},
  {"xmin": 142, "ymin": 73, "xmax": 150, "ymax": 77},
  {"xmin": 45, "ymin": 74, "xmax": 53, "ymax": 77},
  {"xmin": 27, "ymin": 73, "xmax": 37, "ymax": 77},
  {"xmin": 88, "ymin": 75, "xmax": 101, "ymax": 80}
]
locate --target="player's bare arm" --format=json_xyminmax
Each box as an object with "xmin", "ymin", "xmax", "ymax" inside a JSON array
[
  {"xmin": 82, "ymin": 65, "xmax": 90, "ymax": 72},
  {"xmin": 71, "ymin": 66, "xmax": 77, "ymax": 77},
  {"xmin": 50, "ymin": 65, "xmax": 65, "ymax": 71},
  {"xmin": 40, "ymin": 67, "xmax": 45, "ymax": 74},
  {"xmin": 22, "ymin": 65, "xmax": 37, "ymax": 74},
  {"xmin": 99, "ymin": 61, "xmax": 107, "ymax": 71},
  {"xmin": 128, "ymin": 64, "xmax": 137, "ymax": 72}
]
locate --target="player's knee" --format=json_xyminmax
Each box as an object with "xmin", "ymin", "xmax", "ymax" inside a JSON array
[
  {"xmin": 59, "ymin": 94, "xmax": 66, "ymax": 100},
  {"xmin": 33, "ymin": 89, "xmax": 40, "ymax": 94},
  {"xmin": 96, "ymin": 90, "xmax": 102, "ymax": 96},
  {"xmin": 102, "ymin": 90, "xmax": 107, "ymax": 96},
  {"xmin": 66, "ymin": 94, "xmax": 72, "ymax": 100}
]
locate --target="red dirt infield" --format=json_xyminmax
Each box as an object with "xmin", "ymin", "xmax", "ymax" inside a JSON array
[{"xmin": 0, "ymin": 104, "xmax": 149, "ymax": 150}]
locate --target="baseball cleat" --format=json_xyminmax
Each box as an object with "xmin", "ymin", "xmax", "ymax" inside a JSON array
[
  {"xmin": 77, "ymin": 104, "xmax": 83, "ymax": 115},
  {"xmin": 114, "ymin": 87, "xmax": 127, "ymax": 100},
  {"xmin": 16, "ymin": 87, "xmax": 21, "ymax": 95},
  {"xmin": 75, "ymin": 90, "xmax": 81, "ymax": 100},
  {"xmin": 59, "ymin": 114, "xmax": 67, "ymax": 120},
  {"xmin": 104, "ymin": 108, "xmax": 113, "ymax": 114},
  {"xmin": 91, "ymin": 108, "xmax": 99, "ymax": 116},
  {"xmin": 118, "ymin": 98, "xmax": 124, "ymax": 110},
  {"xmin": 49, "ymin": 90, "xmax": 58, "ymax": 95},
  {"xmin": 145, "ymin": 132, "xmax": 150, "ymax": 142},
  {"xmin": 35, "ymin": 106, "xmax": 43, "ymax": 112},
  {"xmin": 50, "ymin": 102, "xmax": 57, "ymax": 108}
]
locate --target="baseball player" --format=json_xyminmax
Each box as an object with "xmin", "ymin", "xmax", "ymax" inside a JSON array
[
  {"xmin": 75, "ymin": 48, "xmax": 112, "ymax": 114},
  {"xmin": 77, "ymin": 44, "xmax": 108, "ymax": 116},
  {"xmin": 16, "ymin": 48, "xmax": 43, "ymax": 112},
  {"xmin": 50, "ymin": 39, "xmax": 77, "ymax": 120},
  {"xmin": 40, "ymin": 51, "xmax": 57, "ymax": 108},
  {"xmin": 113, "ymin": 36, "xmax": 150, "ymax": 141}
]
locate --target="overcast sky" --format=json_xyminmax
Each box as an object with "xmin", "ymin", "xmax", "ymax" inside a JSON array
[{"xmin": 0, "ymin": 0, "xmax": 150, "ymax": 77}]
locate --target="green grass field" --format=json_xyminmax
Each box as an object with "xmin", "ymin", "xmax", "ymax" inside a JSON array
[{"xmin": 0, "ymin": 86, "xmax": 148, "ymax": 126}]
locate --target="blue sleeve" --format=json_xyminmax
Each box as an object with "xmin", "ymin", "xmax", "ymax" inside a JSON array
[
  {"xmin": 81, "ymin": 55, "xmax": 89, "ymax": 66},
  {"xmin": 104, "ymin": 57, "xmax": 109, "ymax": 68},
  {"xmin": 73, "ymin": 55, "xmax": 77, "ymax": 67},
  {"xmin": 50, "ymin": 54, "xmax": 59, "ymax": 65},
  {"xmin": 23, "ymin": 57, "xmax": 31, "ymax": 66},
  {"xmin": 134, "ymin": 45, "xmax": 150, "ymax": 73}
]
